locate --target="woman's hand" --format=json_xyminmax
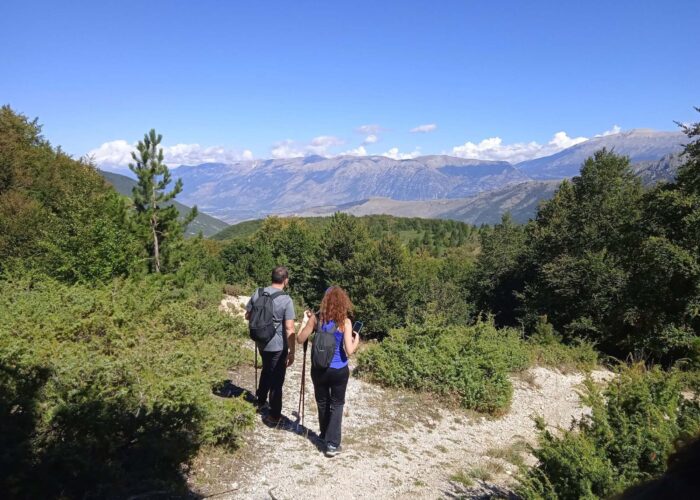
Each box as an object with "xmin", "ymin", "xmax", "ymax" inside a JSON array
[{"xmin": 297, "ymin": 309, "xmax": 316, "ymax": 344}]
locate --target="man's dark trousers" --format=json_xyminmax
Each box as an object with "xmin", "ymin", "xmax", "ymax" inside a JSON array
[{"xmin": 256, "ymin": 348, "xmax": 288, "ymax": 418}]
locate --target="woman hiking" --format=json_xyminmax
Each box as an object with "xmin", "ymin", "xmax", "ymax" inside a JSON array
[{"xmin": 297, "ymin": 286, "xmax": 360, "ymax": 457}]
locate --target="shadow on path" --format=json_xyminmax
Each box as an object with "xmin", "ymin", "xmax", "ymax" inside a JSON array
[{"xmin": 214, "ymin": 379, "xmax": 325, "ymax": 453}]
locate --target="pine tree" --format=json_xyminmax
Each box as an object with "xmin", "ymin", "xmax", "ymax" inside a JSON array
[{"xmin": 129, "ymin": 129, "xmax": 197, "ymax": 273}]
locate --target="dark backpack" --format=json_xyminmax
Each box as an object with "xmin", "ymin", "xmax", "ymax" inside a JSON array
[
  {"xmin": 311, "ymin": 320, "xmax": 339, "ymax": 369},
  {"xmin": 248, "ymin": 288, "xmax": 287, "ymax": 345}
]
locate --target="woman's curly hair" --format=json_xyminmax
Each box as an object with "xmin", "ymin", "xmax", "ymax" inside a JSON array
[{"xmin": 319, "ymin": 286, "xmax": 353, "ymax": 330}]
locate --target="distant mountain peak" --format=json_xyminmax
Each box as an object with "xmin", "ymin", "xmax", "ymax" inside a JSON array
[{"xmin": 518, "ymin": 128, "xmax": 684, "ymax": 179}]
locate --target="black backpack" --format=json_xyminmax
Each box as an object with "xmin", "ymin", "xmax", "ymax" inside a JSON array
[
  {"xmin": 311, "ymin": 320, "xmax": 339, "ymax": 369},
  {"xmin": 248, "ymin": 288, "xmax": 286, "ymax": 345}
]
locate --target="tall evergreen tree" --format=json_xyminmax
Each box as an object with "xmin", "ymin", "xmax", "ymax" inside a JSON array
[{"xmin": 129, "ymin": 129, "xmax": 196, "ymax": 273}]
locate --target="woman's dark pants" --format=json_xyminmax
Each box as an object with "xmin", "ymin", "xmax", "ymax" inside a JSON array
[{"xmin": 311, "ymin": 365, "xmax": 349, "ymax": 448}]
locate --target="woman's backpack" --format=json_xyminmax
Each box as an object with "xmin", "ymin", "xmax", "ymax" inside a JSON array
[{"xmin": 311, "ymin": 320, "xmax": 339, "ymax": 369}]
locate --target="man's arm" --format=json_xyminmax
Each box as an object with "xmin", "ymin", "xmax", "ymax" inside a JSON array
[
  {"xmin": 285, "ymin": 319, "xmax": 296, "ymax": 366},
  {"xmin": 285, "ymin": 299, "xmax": 296, "ymax": 366}
]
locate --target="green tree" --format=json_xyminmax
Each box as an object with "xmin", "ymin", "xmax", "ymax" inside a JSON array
[
  {"xmin": 471, "ymin": 213, "xmax": 527, "ymax": 326},
  {"xmin": 523, "ymin": 150, "xmax": 644, "ymax": 351},
  {"xmin": 220, "ymin": 238, "xmax": 274, "ymax": 287},
  {"xmin": 629, "ymin": 108, "xmax": 700, "ymax": 363},
  {"xmin": 251, "ymin": 217, "xmax": 320, "ymax": 305},
  {"xmin": 0, "ymin": 106, "xmax": 144, "ymax": 281},
  {"xmin": 348, "ymin": 234, "xmax": 411, "ymax": 335},
  {"xmin": 129, "ymin": 129, "xmax": 196, "ymax": 273}
]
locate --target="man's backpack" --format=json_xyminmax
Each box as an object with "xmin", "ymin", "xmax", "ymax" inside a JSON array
[
  {"xmin": 311, "ymin": 320, "xmax": 339, "ymax": 369},
  {"xmin": 248, "ymin": 288, "xmax": 287, "ymax": 345}
]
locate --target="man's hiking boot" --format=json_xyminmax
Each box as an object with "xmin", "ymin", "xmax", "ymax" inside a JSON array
[
  {"xmin": 255, "ymin": 401, "xmax": 269, "ymax": 414},
  {"xmin": 325, "ymin": 444, "xmax": 342, "ymax": 457}
]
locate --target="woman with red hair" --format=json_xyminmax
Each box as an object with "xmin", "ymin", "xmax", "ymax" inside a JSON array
[{"xmin": 297, "ymin": 286, "xmax": 360, "ymax": 457}]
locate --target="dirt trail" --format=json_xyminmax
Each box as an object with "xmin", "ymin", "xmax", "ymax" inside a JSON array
[{"xmin": 189, "ymin": 296, "xmax": 612, "ymax": 499}]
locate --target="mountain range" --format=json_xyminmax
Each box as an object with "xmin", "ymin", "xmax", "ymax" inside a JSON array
[{"xmin": 166, "ymin": 129, "xmax": 685, "ymax": 226}]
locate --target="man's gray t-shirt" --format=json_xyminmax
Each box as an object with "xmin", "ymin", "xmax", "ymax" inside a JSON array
[{"xmin": 246, "ymin": 286, "xmax": 295, "ymax": 352}]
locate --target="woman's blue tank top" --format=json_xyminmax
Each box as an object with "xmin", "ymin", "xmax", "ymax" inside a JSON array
[{"xmin": 321, "ymin": 320, "xmax": 348, "ymax": 369}]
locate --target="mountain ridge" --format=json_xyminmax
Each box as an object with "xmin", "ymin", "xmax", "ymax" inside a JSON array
[{"xmin": 103, "ymin": 129, "xmax": 686, "ymax": 227}]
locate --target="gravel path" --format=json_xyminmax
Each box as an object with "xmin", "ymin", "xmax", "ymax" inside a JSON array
[{"xmin": 188, "ymin": 296, "xmax": 612, "ymax": 499}]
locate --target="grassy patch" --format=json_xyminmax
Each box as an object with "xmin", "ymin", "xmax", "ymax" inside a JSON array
[
  {"xmin": 450, "ymin": 470, "xmax": 474, "ymax": 488},
  {"xmin": 486, "ymin": 441, "xmax": 529, "ymax": 468},
  {"xmin": 468, "ymin": 461, "xmax": 505, "ymax": 482}
]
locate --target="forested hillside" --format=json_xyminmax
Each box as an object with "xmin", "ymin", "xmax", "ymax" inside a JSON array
[
  {"xmin": 213, "ymin": 214, "xmax": 480, "ymax": 256},
  {"xmin": 1, "ymin": 105, "xmax": 699, "ymax": 499}
]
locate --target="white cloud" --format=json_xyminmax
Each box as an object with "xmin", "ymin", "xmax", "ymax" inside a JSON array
[
  {"xmin": 340, "ymin": 145, "xmax": 368, "ymax": 156},
  {"xmin": 382, "ymin": 147, "xmax": 421, "ymax": 160},
  {"xmin": 356, "ymin": 124, "xmax": 383, "ymax": 135},
  {"xmin": 270, "ymin": 140, "xmax": 304, "ymax": 159},
  {"xmin": 410, "ymin": 123, "xmax": 437, "ymax": 133},
  {"xmin": 356, "ymin": 125, "xmax": 383, "ymax": 145},
  {"xmin": 87, "ymin": 140, "xmax": 134, "ymax": 167},
  {"xmin": 87, "ymin": 140, "xmax": 254, "ymax": 169},
  {"xmin": 363, "ymin": 134, "xmax": 378, "ymax": 145},
  {"xmin": 270, "ymin": 135, "xmax": 344, "ymax": 159},
  {"xmin": 595, "ymin": 125, "xmax": 622, "ymax": 137},
  {"xmin": 450, "ymin": 131, "xmax": 588, "ymax": 163}
]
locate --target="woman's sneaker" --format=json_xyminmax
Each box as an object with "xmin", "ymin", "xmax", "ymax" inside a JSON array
[{"xmin": 325, "ymin": 444, "xmax": 342, "ymax": 457}]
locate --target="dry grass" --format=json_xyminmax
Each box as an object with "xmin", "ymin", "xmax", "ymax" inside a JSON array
[
  {"xmin": 486, "ymin": 440, "xmax": 529, "ymax": 467},
  {"xmin": 450, "ymin": 469, "xmax": 474, "ymax": 488},
  {"xmin": 515, "ymin": 370, "xmax": 541, "ymax": 389},
  {"xmin": 467, "ymin": 460, "xmax": 506, "ymax": 482}
]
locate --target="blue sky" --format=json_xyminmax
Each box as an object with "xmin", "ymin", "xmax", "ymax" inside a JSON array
[{"xmin": 1, "ymin": 0, "xmax": 698, "ymax": 168}]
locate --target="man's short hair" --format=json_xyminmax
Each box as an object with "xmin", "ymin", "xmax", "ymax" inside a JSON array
[{"xmin": 271, "ymin": 266, "xmax": 289, "ymax": 284}]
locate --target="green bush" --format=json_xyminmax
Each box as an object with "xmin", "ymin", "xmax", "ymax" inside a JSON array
[
  {"xmin": 527, "ymin": 317, "xmax": 599, "ymax": 371},
  {"xmin": 518, "ymin": 364, "xmax": 700, "ymax": 499},
  {"xmin": 0, "ymin": 275, "xmax": 254, "ymax": 499},
  {"xmin": 355, "ymin": 320, "xmax": 530, "ymax": 414}
]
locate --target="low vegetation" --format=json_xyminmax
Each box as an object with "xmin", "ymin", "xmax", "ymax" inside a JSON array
[
  {"xmin": 0, "ymin": 276, "xmax": 254, "ymax": 498},
  {"xmin": 356, "ymin": 321, "xmax": 529, "ymax": 414},
  {"xmin": 355, "ymin": 318, "xmax": 597, "ymax": 415},
  {"xmin": 518, "ymin": 364, "xmax": 700, "ymax": 499}
]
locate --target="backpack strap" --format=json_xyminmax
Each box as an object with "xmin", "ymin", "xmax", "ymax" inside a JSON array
[{"xmin": 269, "ymin": 290, "xmax": 287, "ymax": 300}]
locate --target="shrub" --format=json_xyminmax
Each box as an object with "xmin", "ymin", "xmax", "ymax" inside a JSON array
[
  {"xmin": 355, "ymin": 320, "xmax": 530, "ymax": 414},
  {"xmin": 518, "ymin": 364, "xmax": 700, "ymax": 499},
  {"xmin": 0, "ymin": 275, "xmax": 254, "ymax": 499},
  {"xmin": 527, "ymin": 317, "xmax": 598, "ymax": 371}
]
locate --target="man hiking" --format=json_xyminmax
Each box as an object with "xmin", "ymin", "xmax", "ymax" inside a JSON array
[{"xmin": 245, "ymin": 266, "xmax": 296, "ymax": 426}]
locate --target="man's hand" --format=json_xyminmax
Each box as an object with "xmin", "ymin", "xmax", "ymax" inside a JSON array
[{"xmin": 286, "ymin": 351, "xmax": 295, "ymax": 367}]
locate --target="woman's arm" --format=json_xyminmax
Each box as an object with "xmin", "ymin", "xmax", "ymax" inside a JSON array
[
  {"xmin": 342, "ymin": 318, "xmax": 360, "ymax": 356},
  {"xmin": 296, "ymin": 310, "xmax": 316, "ymax": 344}
]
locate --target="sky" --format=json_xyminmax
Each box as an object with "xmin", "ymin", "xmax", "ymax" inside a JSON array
[{"xmin": 1, "ymin": 0, "xmax": 699, "ymax": 170}]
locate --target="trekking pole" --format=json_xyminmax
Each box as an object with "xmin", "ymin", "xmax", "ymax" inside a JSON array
[
  {"xmin": 254, "ymin": 343, "xmax": 258, "ymax": 397},
  {"xmin": 297, "ymin": 340, "xmax": 308, "ymax": 432}
]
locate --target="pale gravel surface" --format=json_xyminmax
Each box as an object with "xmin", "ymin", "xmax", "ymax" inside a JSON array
[{"xmin": 190, "ymin": 296, "xmax": 613, "ymax": 499}]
